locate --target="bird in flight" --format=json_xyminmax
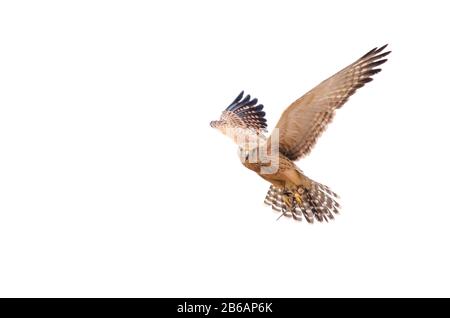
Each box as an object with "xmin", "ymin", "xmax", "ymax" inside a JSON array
[{"xmin": 210, "ymin": 45, "xmax": 390, "ymax": 222}]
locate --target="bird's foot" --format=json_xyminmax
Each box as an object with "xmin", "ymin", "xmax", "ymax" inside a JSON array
[
  {"xmin": 294, "ymin": 192, "xmax": 303, "ymax": 206},
  {"xmin": 282, "ymin": 195, "xmax": 293, "ymax": 209}
]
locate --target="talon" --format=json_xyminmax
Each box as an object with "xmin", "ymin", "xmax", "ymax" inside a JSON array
[
  {"xmin": 294, "ymin": 192, "xmax": 303, "ymax": 205},
  {"xmin": 282, "ymin": 195, "xmax": 293, "ymax": 209}
]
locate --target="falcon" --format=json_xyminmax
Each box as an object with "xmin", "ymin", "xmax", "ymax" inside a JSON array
[{"xmin": 210, "ymin": 45, "xmax": 390, "ymax": 222}]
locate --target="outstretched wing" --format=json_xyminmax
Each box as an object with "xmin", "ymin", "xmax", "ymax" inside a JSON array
[
  {"xmin": 270, "ymin": 45, "xmax": 391, "ymax": 161},
  {"xmin": 210, "ymin": 91, "xmax": 268, "ymax": 148}
]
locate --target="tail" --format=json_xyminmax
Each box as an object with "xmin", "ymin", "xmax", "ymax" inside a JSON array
[{"xmin": 264, "ymin": 179, "xmax": 340, "ymax": 223}]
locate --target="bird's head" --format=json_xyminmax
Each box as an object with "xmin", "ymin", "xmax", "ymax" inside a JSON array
[
  {"xmin": 210, "ymin": 119, "xmax": 235, "ymax": 139},
  {"xmin": 209, "ymin": 120, "xmax": 221, "ymax": 129},
  {"xmin": 239, "ymin": 148, "xmax": 250, "ymax": 162},
  {"xmin": 239, "ymin": 146, "xmax": 258, "ymax": 163}
]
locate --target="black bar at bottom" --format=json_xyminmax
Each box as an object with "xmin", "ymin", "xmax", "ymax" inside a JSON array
[{"xmin": 0, "ymin": 298, "xmax": 446, "ymax": 315}]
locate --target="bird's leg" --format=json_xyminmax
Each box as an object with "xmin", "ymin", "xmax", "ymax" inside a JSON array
[
  {"xmin": 294, "ymin": 187, "xmax": 304, "ymax": 206},
  {"xmin": 284, "ymin": 190, "xmax": 302, "ymax": 221},
  {"xmin": 294, "ymin": 193, "xmax": 302, "ymax": 205},
  {"xmin": 282, "ymin": 196, "xmax": 292, "ymax": 209},
  {"xmin": 282, "ymin": 190, "xmax": 294, "ymax": 210}
]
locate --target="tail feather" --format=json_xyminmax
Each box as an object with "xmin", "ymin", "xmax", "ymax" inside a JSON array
[
  {"xmin": 264, "ymin": 187, "xmax": 289, "ymax": 215},
  {"xmin": 264, "ymin": 180, "xmax": 340, "ymax": 223}
]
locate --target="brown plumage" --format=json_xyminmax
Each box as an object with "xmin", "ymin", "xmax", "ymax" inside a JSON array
[{"xmin": 211, "ymin": 45, "xmax": 390, "ymax": 223}]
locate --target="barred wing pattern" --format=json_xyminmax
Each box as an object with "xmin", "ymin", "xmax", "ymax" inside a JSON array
[
  {"xmin": 272, "ymin": 45, "xmax": 391, "ymax": 161},
  {"xmin": 210, "ymin": 91, "xmax": 267, "ymax": 148}
]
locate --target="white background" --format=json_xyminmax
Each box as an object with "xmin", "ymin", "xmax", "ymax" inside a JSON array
[{"xmin": 1, "ymin": 0, "xmax": 449, "ymax": 297}]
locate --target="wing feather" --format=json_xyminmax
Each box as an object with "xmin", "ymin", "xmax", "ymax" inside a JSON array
[
  {"xmin": 211, "ymin": 91, "xmax": 268, "ymax": 148},
  {"xmin": 270, "ymin": 45, "xmax": 391, "ymax": 161}
]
